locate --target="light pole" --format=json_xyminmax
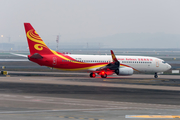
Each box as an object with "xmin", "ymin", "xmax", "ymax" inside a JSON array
[
  {"xmin": 56, "ymin": 34, "xmax": 61, "ymax": 52},
  {"xmin": 1, "ymin": 35, "xmax": 3, "ymax": 51}
]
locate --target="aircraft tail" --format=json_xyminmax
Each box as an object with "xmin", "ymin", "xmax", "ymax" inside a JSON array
[{"xmin": 24, "ymin": 23, "xmax": 53, "ymax": 55}]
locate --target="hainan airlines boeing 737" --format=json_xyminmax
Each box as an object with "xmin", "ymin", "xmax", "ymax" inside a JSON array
[{"xmin": 16, "ymin": 23, "xmax": 171, "ymax": 78}]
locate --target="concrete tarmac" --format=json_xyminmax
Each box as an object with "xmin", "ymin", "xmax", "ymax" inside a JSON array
[{"xmin": 0, "ymin": 73, "xmax": 180, "ymax": 120}]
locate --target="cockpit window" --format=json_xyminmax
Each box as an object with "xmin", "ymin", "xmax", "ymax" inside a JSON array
[{"xmin": 162, "ymin": 61, "xmax": 166, "ymax": 64}]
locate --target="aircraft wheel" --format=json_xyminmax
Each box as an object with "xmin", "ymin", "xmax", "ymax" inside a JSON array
[
  {"xmin": 101, "ymin": 73, "xmax": 107, "ymax": 78},
  {"xmin": 90, "ymin": 73, "xmax": 96, "ymax": 78},
  {"xmin": 154, "ymin": 73, "xmax": 158, "ymax": 78}
]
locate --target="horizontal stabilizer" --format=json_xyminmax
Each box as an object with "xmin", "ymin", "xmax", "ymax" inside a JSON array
[
  {"xmin": 11, "ymin": 53, "xmax": 27, "ymax": 58},
  {"xmin": 0, "ymin": 59, "xmax": 28, "ymax": 61},
  {"xmin": 30, "ymin": 53, "xmax": 43, "ymax": 59}
]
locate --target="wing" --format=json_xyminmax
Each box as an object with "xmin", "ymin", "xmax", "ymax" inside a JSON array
[{"xmin": 95, "ymin": 50, "xmax": 120, "ymax": 75}]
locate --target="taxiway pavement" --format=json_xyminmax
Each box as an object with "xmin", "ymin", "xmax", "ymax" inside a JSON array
[{"xmin": 0, "ymin": 73, "xmax": 179, "ymax": 120}]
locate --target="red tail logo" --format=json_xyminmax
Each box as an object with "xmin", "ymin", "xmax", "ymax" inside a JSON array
[{"xmin": 24, "ymin": 23, "xmax": 52, "ymax": 55}]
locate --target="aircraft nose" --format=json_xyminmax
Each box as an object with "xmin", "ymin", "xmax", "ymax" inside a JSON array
[{"xmin": 167, "ymin": 64, "xmax": 171, "ymax": 70}]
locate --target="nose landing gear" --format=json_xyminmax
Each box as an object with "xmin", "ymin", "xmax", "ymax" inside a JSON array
[{"xmin": 154, "ymin": 72, "xmax": 158, "ymax": 78}]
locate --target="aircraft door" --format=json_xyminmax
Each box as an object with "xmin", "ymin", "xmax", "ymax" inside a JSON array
[
  {"xmin": 155, "ymin": 59, "xmax": 159, "ymax": 67},
  {"xmin": 52, "ymin": 57, "xmax": 57, "ymax": 66}
]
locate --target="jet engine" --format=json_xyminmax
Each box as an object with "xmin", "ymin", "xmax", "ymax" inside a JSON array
[{"xmin": 116, "ymin": 67, "xmax": 133, "ymax": 75}]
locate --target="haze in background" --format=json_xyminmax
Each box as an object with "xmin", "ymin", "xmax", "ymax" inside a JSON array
[{"xmin": 0, "ymin": 0, "xmax": 180, "ymax": 50}]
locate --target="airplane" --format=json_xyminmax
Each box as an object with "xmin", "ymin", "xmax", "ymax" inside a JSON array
[{"xmin": 14, "ymin": 23, "xmax": 171, "ymax": 78}]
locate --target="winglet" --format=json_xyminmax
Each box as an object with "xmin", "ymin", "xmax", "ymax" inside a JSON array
[{"xmin": 110, "ymin": 50, "xmax": 118, "ymax": 62}]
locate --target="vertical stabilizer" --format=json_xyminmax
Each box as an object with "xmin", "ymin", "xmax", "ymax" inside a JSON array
[{"xmin": 24, "ymin": 23, "xmax": 52, "ymax": 55}]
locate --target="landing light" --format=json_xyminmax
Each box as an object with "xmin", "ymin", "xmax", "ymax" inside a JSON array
[{"xmin": 101, "ymin": 71, "xmax": 105, "ymax": 75}]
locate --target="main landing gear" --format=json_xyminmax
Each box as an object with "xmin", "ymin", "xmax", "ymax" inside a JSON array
[
  {"xmin": 90, "ymin": 73, "xmax": 96, "ymax": 78},
  {"xmin": 154, "ymin": 72, "xmax": 158, "ymax": 78},
  {"xmin": 89, "ymin": 72, "xmax": 107, "ymax": 78},
  {"xmin": 101, "ymin": 73, "xmax": 107, "ymax": 78}
]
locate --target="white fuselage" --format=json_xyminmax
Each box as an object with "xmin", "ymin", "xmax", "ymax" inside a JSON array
[{"xmin": 68, "ymin": 54, "xmax": 171, "ymax": 73}]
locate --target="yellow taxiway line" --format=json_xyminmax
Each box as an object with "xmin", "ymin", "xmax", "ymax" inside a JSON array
[{"xmin": 126, "ymin": 115, "xmax": 180, "ymax": 118}]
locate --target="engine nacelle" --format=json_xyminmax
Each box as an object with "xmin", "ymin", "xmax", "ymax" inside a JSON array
[{"xmin": 117, "ymin": 67, "xmax": 133, "ymax": 76}]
